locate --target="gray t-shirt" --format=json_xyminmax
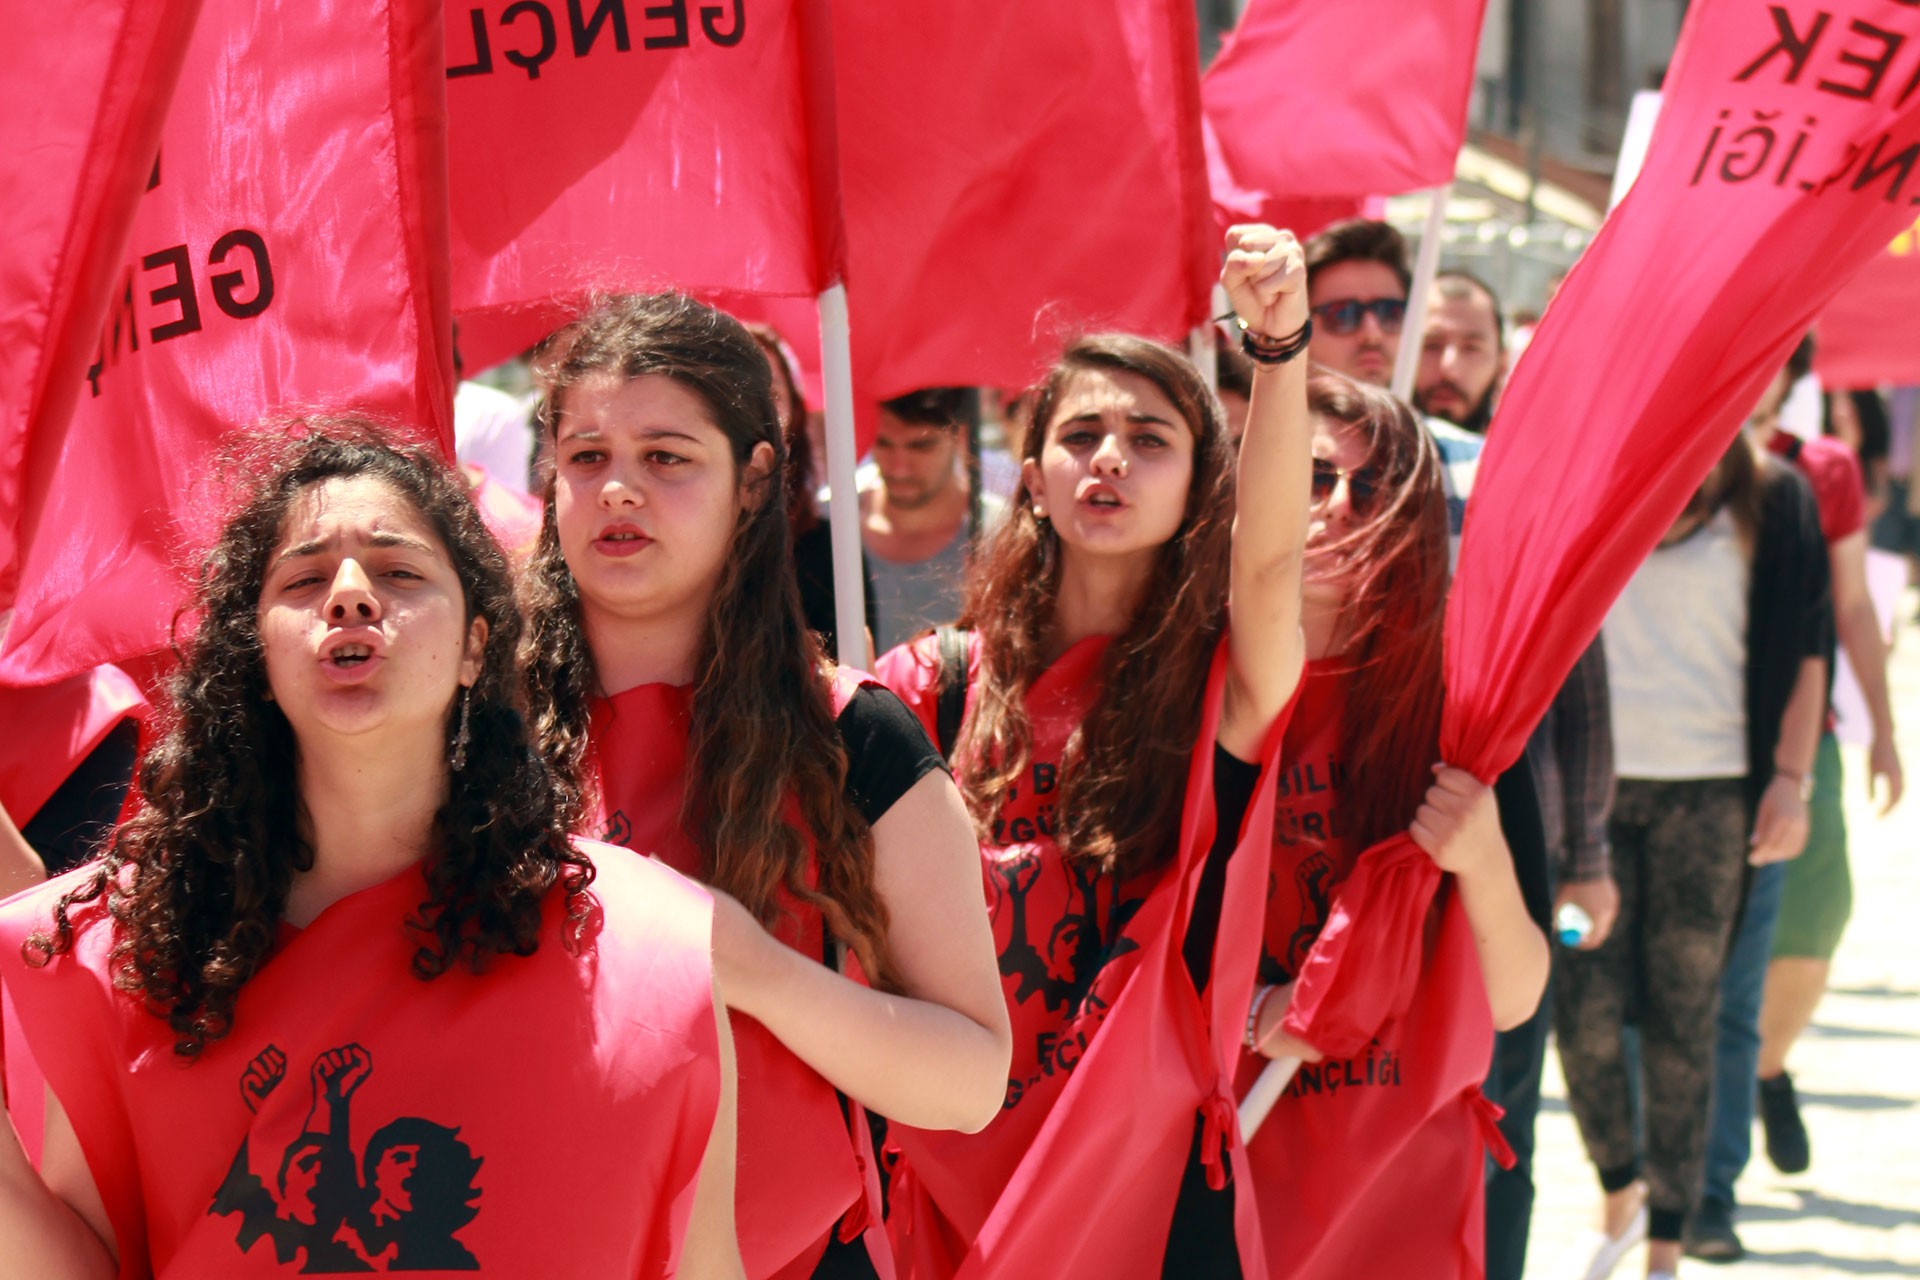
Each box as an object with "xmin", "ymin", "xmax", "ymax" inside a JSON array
[{"xmin": 868, "ymin": 528, "xmax": 969, "ymax": 653}]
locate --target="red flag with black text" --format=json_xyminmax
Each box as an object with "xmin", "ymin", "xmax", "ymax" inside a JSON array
[
  {"xmin": 1817, "ymin": 214, "xmax": 1920, "ymax": 387},
  {"xmin": 0, "ymin": 0, "xmax": 453, "ymax": 686},
  {"xmin": 1260, "ymin": 2, "xmax": 1920, "ymax": 1271},
  {"xmin": 443, "ymin": 0, "xmax": 842, "ymax": 375},
  {"xmin": 0, "ymin": 0, "xmax": 201, "ymax": 613},
  {"xmin": 1202, "ymin": 0, "xmax": 1488, "ymax": 203}
]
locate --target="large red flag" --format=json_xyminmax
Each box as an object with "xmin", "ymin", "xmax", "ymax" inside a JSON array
[
  {"xmin": 1202, "ymin": 0, "xmax": 1488, "ymax": 201},
  {"xmin": 444, "ymin": 0, "xmax": 842, "ymax": 373},
  {"xmin": 0, "ymin": 0, "xmax": 202, "ymax": 606},
  {"xmin": 1268, "ymin": 0, "xmax": 1920, "ymax": 1262},
  {"xmin": 1817, "ymin": 214, "xmax": 1920, "ymax": 387},
  {"xmin": 0, "ymin": 0, "xmax": 454, "ymax": 686},
  {"xmin": 830, "ymin": 0, "xmax": 1216, "ymax": 404}
]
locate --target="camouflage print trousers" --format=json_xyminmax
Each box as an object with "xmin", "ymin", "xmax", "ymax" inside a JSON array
[{"xmin": 1552, "ymin": 776, "xmax": 1748, "ymax": 1234}]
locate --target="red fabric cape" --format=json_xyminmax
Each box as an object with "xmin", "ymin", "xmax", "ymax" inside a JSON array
[
  {"xmin": 0, "ymin": 842, "xmax": 718, "ymax": 1278},
  {"xmin": 1238, "ymin": 663, "xmax": 1507, "ymax": 1278},
  {"xmin": 587, "ymin": 668, "xmax": 892, "ymax": 1280},
  {"xmin": 875, "ymin": 633, "xmax": 1293, "ymax": 1279}
]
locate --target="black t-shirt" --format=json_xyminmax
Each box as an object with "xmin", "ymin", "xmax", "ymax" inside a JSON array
[
  {"xmin": 835, "ymin": 682, "xmax": 949, "ymax": 825},
  {"xmin": 1183, "ymin": 744, "xmax": 1262, "ymax": 994}
]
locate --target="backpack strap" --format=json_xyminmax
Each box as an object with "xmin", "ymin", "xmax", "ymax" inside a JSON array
[{"xmin": 933, "ymin": 626, "xmax": 970, "ymax": 762}]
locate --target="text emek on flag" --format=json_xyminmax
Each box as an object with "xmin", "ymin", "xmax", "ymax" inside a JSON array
[
  {"xmin": 444, "ymin": 0, "xmax": 842, "ymax": 374},
  {"xmin": 1202, "ymin": 0, "xmax": 1488, "ymax": 201},
  {"xmin": 0, "ymin": 0, "xmax": 453, "ymax": 687},
  {"xmin": 1817, "ymin": 213, "xmax": 1920, "ymax": 386},
  {"xmin": 1268, "ymin": 0, "xmax": 1920, "ymax": 1265},
  {"xmin": 0, "ymin": 0, "xmax": 201, "ymax": 610}
]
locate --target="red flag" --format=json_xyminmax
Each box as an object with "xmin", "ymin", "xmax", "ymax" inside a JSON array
[
  {"xmin": 0, "ymin": 0, "xmax": 454, "ymax": 686},
  {"xmin": 832, "ymin": 0, "xmax": 1216, "ymax": 405},
  {"xmin": 0, "ymin": 0, "xmax": 201, "ymax": 604},
  {"xmin": 0, "ymin": 664, "xmax": 147, "ymax": 826},
  {"xmin": 1817, "ymin": 215, "xmax": 1920, "ymax": 387},
  {"xmin": 445, "ymin": 0, "xmax": 842, "ymax": 353},
  {"xmin": 1202, "ymin": 0, "xmax": 1488, "ymax": 200},
  {"xmin": 1271, "ymin": 0, "xmax": 1920, "ymax": 1264}
]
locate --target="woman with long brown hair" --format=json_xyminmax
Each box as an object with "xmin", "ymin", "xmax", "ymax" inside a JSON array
[
  {"xmin": 869, "ymin": 225, "xmax": 1315, "ymax": 1276},
  {"xmin": 0, "ymin": 425, "xmax": 740, "ymax": 1278},
  {"xmin": 519, "ymin": 293, "xmax": 1011, "ymax": 1280},
  {"xmin": 1237, "ymin": 374, "xmax": 1549, "ymax": 1278}
]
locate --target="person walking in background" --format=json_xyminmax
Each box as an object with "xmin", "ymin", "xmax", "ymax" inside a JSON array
[
  {"xmin": 1690, "ymin": 340, "xmax": 1906, "ymax": 1261},
  {"xmin": 861, "ymin": 388, "xmax": 997, "ymax": 652},
  {"xmin": 1559, "ymin": 430, "xmax": 1830, "ymax": 1280}
]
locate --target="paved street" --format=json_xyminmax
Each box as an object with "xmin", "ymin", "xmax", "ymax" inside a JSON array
[{"xmin": 1525, "ymin": 594, "xmax": 1920, "ymax": 1277}]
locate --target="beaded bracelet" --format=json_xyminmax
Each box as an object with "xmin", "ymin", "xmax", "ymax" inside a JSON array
[{"xmin": 1245, "ymin": 983, "xmax": 1279, "ymax": 1050}]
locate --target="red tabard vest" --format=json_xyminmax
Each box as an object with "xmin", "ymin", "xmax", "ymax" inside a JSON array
[
  {"xmin": 0, "ymin": 841, "xmax": 719, "ymax": 1278},
  {"xmin": 874, "ymin": 633, "xmax": 1293, "ymax": 1280},
  {"xmin": 0, "ymin": 664, "xmax": 147, "ymax": 824},
  {"xmin": 1239, "ymin": 663, "xmax": 1506, "ymax": 1280},
  {"xmin": 587, "ymin": 669, "xmax": 891, "ymax": 1280}
]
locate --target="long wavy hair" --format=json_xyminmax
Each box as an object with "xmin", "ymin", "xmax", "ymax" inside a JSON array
[
  {"xmin": 521, "ymin": 293, "xmax": 898, "ymax": 989},
  {"xmin": 1307, "ymin": 374, "xmax": 1450, "ymax": 851},
  {"xmin": 24, "ymin": 422, "xmax": 592, "ymax": 1058},
  {"xmin": 955, "ymin": 335, "xmax": 1234, "ymax": 881}
]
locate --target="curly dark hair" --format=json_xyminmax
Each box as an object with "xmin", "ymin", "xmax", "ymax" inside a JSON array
[
  {"xmin": 24, "ymin": 420, "xmax": 593, "ymax": 1058},
  {"xmin": 522, "ymin": 293, "xmax": 899, "ymax": 990}
]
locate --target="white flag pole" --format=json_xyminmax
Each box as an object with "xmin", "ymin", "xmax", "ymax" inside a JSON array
[
  {"xmin": 1191, "ymin": 326, "xmax": 1218, "ymax": 392},
  {"xmin": 1389, "ymin": 181, "xmax": 1453, "ymax": 403},
  {"xmin": 1238, "ymin": 1054, "xmax": 1303, "ymax": 1139},
  {"xmin": 817, "ymin": 284, "xmax": 869, "ymax": 665}
]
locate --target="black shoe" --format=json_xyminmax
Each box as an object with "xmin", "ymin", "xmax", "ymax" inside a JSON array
[
  {"xmin": 1758, "ymin": 1071, "xmax": 1811, "ymax": 1173},
  {"xmin": 1684, "ymin": 1196, "xmax": 1744, "ymax": 1263}
]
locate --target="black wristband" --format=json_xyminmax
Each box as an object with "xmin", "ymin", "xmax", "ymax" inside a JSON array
[{"xmin": 1239, "ymin": 317, "xmax": 1313, "ymax": 366}]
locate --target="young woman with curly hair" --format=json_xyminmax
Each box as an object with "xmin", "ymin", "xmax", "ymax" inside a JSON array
[
  {"xmin": 0, "ymin": 425, "xmax": 742, "ymax": 1279},
  {"xmin": 519, "ymin": 293, "xmax": 1011, "ymax": 1280},
  {"xmin": 866, "ymin": 226, "xmax": 1317, "ymax": 1276}
]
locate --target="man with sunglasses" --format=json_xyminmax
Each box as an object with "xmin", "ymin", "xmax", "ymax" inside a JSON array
[{"xmin": 1304, "ymin": 219, "xmax": 1483, "ymax": 537}]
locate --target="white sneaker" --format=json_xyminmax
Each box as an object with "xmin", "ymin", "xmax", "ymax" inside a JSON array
[
  {"xmin": 1563, "ymin": 1201, "xmax": 1649, "ymax": 1280},
  {"xmin": 1647, "ymin": 1272, "xmax": 1677, "ymax": 1280}
]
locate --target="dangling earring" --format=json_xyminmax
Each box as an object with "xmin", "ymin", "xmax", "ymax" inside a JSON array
[{"xmin": 450, "ymin": 686, "xmax": 472, "ymax": 773}]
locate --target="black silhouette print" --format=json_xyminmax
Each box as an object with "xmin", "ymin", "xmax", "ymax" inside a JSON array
[
  {"xmin": 995, "ymin": 850, "xmax": 1143, "ymax": 1014},
  {"xmin": 211, "ymin": 1044, "xmax": 482, "ymax": 1272}
]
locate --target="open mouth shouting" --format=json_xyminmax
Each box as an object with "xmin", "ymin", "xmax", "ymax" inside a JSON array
[{"xmin": 318, "ymin": 631, "xmax": 387, "ymax": 684}]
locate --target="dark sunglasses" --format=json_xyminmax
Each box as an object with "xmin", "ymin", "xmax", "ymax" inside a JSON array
[
  {"xmin": 1310, "ymin": 458, "xmax": 1382, "ymax": 516},
  {"xmin": 1309, "ymin": 296, "xmax": 1407, "ymax": 337}
]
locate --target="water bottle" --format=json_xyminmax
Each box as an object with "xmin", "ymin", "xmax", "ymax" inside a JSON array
[{"xmin": 1555, "ymin": 902, "xmax": 1593, "ymax": 948}]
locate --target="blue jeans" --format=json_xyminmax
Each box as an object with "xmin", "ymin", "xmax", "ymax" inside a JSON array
[{"xmin": 1701, "ymin": 860, "xmax": 1788, "ymax": 1207}]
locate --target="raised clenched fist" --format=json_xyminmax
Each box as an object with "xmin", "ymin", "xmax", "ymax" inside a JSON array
[
  {"xmin": 239, "ymin": 1044, "xmax": 287, "ymax": 1114},
  {"xmin": 311, "ymin": 1043, "xmax": 373, "ymax": 1102},
  {"xmin": 1222, "ymin": 224, "xmax": 1309, "ymax": 344}
]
